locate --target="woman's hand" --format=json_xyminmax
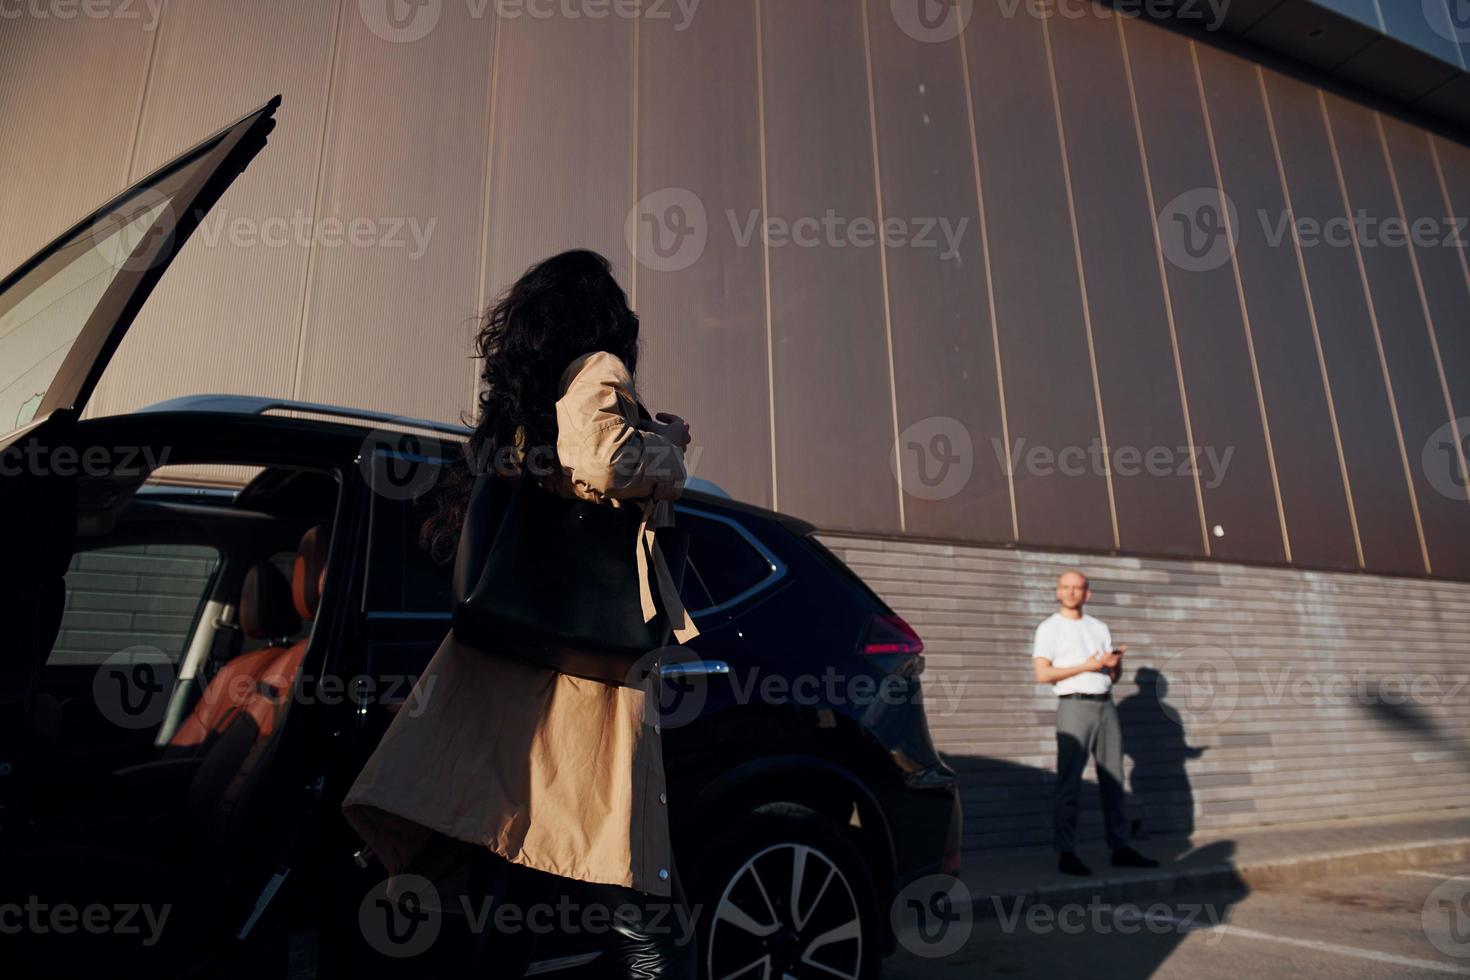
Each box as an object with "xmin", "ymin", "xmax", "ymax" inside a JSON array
[{"xmin": 649, "ymin": 412, "xmax": 691, "ymax": 451}]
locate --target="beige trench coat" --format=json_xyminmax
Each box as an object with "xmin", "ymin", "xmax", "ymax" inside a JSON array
[{"xmin": 341, "ymin": 350, "xmax": 698, "ymax": 899}]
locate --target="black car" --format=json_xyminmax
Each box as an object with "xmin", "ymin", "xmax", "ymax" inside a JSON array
[{"xmin": 0, "ymin": 98, "xmax": 961, "ymax": 979}]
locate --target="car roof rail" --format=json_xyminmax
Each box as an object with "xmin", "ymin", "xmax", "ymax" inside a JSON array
[
  {"xmin": 138, "ymin": 394, "xmax": 735, "ymax": 498},
  {"xmin": 136, "ymin": 394, "xmax": 472, "ymax": 437},
  {"xmin": 684, "ymin": 476, "xmax": 729, "ymax": 498}
]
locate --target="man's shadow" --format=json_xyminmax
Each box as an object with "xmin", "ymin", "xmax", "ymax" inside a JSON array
[{"xmin": 1118, "ymin": 666, "xmax": 1209, "ymax": 845}]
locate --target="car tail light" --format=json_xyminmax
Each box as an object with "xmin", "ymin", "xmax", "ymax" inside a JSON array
[{"xmin": 861, "ymin": 612, "xmax": 924, "ymax": 656}]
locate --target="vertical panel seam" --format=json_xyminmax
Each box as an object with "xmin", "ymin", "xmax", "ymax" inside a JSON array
[
  {"xmin": 1377, "ymin": 114, "xmax": 1470, "ymax": 514},
  {"xmin": 1257, "ymin": 67, "xmax": 1364, "ymax": 569},
  {"xmin": 1115, "ymin": 16, "xmax": 1210, "ymax": 557},
  {"xmin": 470, "ymin": 7, "xmax": 505, "ymax": 419},
  {"xmin": 630, "ymin": 4, "xmax": 640, "ymax": 308},
  {"xmin": 753, "ymin": 0, "xmax": 777, "ymax": 512},
  {"xmin": 1191, "ymin": 42, "xmax": 1292, "ymax": 563},
  {"xmin": 289, "ymin": 0, "xmax": 349, "ymax": 403},
  {"xmin": 121, "ymin": 0, "xmax": 168, "ymax": 185},
  {"xmin": 1318, "ymin": 90, "xmax": 1431, "ymax": 574},
  {"xmin": 1451, "ymin": 0, "xmax": 1470, "ymax": 69},
  {"xmin": 957, "ymin": 26, "xmax": 1018, "ymax": 542},
  {"xmin": 1429, "ymin": 135, "xmax": 1470, "ymax": 334},
  {"xmin": 859, "ymin": 0, "xmax": 905, "ymax": 533},
  {"xmin": 1040, "ymin": 13, "xmax": 1120, "ymax": 551}
]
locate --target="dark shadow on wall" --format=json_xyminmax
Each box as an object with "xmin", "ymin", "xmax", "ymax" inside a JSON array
[
  {"xmin": 1119, "ymin": 667, "xmax": 1209, "ymax": 840},
  {"xmin": 1360, "ymin": 680, "xmax": 1470, "ymax": 769}
]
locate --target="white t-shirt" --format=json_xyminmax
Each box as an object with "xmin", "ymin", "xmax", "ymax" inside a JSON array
[{"xmin": 1032, "ymin": 612, "xmax": 1114, "ymax": 696}]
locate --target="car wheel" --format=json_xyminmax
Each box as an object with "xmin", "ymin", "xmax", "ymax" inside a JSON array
[{"xmin": 690, "ymin": 806, "xmax": 880, "ymax": 980}]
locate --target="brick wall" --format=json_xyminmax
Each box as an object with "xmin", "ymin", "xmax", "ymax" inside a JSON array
[
  {"xmin": 50, "ymin": 544, "xmax": 219, "ymax": 667},
  {"xmin": 818, "ymin": 533, "xmax": 1470, "ymax": 852}
]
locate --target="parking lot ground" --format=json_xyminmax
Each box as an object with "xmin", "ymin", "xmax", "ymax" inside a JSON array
[{"xmin": 886, "ymin": 860, "xmax": 1470, "ymax": 979}]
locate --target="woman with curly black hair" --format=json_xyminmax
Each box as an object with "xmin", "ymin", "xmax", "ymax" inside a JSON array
[{"xmin": 342, "ymin": 249, "xmax": 699, "ymax": 978}]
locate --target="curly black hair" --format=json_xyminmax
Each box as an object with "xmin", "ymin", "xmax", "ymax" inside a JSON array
[{"xmin": 420, "ymin": 249, "xmax": 641, "ymax": 561}]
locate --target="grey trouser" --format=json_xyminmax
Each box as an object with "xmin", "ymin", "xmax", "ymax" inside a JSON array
[{"xmin": 1054, "ymin": 696, "xmax": 1130, "ymax": 852}]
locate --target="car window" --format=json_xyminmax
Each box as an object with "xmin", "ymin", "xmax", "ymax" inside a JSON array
[
  {"xmin": 0, "ymin": 139, "xmax": 235, "ymax": 435},
  {"xmin": 50, "ymin": 543, "xmax": 219, "ymax": 666},
  {"xmin": 364, "ymin": 491, "xmax": 453, "ymax": 615},
  {"xmin": 675, "ymin": 508, "xmax": 779, "ymax": 610}
]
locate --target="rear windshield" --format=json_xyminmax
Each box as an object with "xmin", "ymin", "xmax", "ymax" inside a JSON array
[{"xmin": 802, "ymin": 533, "xmax": 890, "ymax": 613}]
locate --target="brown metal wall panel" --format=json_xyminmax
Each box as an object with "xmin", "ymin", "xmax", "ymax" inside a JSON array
[
  {"xmin": 1419, "ymin": 133, "xmax": 1470, "ymax": 491},
  {"xmin": 0, "ymin": 16, "xmax": 154, "ymax": 272},
  {"xmin": 1322, "ymin": 95, "xmax": 1470, "ymax": 578},
  {"xmin": 295, "ymin": 4, "xmax": 495, "ymax": 426},
  {"xmin": 1047, "ymin": 8, "xmax": 1202, "ymax": 558},
  {"xmin": 960, "ymin": 3, "xmax": 1112, "ymax": 552},
  {"xmin": 1261, "ymin": 70, "xmax": 1426, "ymax": 575},
  {"xmin": 86, "ymin": 0, "xmax": 341, "ymax": 420},
  {"xmin": 861, "ymin": 0, "xmax": 1010, "ymax": 544},
  {"xmin": 1119, "ymin": 22, "xmax": 1285, "ymax": 565},
  {"xmin": 821, "ymin": 532, "xmax": 1470, "ymax": 851},
  {"xmin": 483, "ymin": 12, "xmax": 635, "ymax": 324},
  {"xmin": 757, "ymin": 0, "xmax": 899, "ymax": 533},
  {"xmin": 633, "ymin": 3, "xmax": 772, "ymax": 508},
  {"xmin": 1192, "ymin": 44, "xmax": 1359, "ymax": 571},
  {"xmin": 1383, "ymin": 123, "xmax": 1470, "ymax": 457}
]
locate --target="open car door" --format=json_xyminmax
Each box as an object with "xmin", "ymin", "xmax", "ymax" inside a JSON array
[{"xmin": 0, "ymin": 96, "xmax": 282, "ymax": 848}]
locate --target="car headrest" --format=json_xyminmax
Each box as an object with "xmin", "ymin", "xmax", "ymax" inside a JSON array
[
  {"xmin": 241, "ymin": 562, "xmax": 301, "ymax": 640},
  {"xmin": 292, "ymin": 524, "xmax": 330, "ymax": 620}
]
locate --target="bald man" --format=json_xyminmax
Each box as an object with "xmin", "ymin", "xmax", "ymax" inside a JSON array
[{"xmin": 1033, "ymin": 570, "xmax": 1157, "ymax": 876}]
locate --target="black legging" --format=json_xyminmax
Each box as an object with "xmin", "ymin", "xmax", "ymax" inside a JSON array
[{"xmin": 459, "ymin": 848, "xmax": 699, "ymax": 979}]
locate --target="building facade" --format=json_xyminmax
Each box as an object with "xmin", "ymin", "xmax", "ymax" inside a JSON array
[{"xmin": 4, "ymin": 0, "xmax": 1468, "ymax": 849}]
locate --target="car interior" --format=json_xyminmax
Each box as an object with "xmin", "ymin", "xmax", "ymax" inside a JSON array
[{"xmin": 12, "ymin": 453, "xmax": 343, "ymax": 972}]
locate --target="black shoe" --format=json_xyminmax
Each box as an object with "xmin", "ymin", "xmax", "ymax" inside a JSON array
[
  {"xmin": 1111, "ymin": 846, "xmax": 1160, "ymax": 869},
  {"xmin": 1057, "ymin": 852, "xmax": 1091, "ymax": 876}
]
